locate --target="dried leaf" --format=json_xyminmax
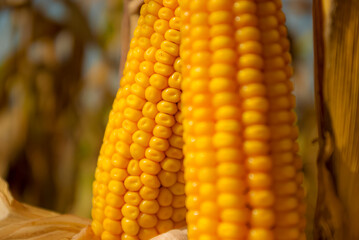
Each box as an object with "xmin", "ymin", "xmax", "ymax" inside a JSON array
[{"xmin": 0, "ymin": 178, "xmax": 98, "ymax": 240}]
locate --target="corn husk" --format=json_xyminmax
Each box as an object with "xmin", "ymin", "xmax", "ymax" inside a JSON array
[{"xmin": 0, "ymin": 178, "xmax": 98, "ymax": 240}]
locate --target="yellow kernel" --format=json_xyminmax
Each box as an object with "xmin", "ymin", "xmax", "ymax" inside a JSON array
[
  {"xmin": 210, "ymin": 36, "xmax": 235, "ymax": 51},
  {"xmin": 137, "ymin": 117, "xmax": 156, "ymax": 133},
  {"xmin": 122, "ymin": 120, "xmax": 138, "ymax": 134},
  {"xmin": 106, "ymin": 192, "xmax": 125, "ymax": 209},
  {"xmin": 156, "ymin": 219, "xmax": 174, "ymax": 234},
  {"xmin": 157, "ymin": 101, "xmax": 178, "ymax": 115},
  {"xmin": 199, "ymin": 183, "xmax": 216, "ymax": 201},
  {"xmin": 213, "ymin": 132, "xmax": 242, "ymax": 148},
  {"xmin": 108, "ymin": 180, "xmax": 126, "ymax": 196},
  {"xmin": 249, "ymin": 228, "xmax": 274, "ymax": 240},
  {"xmin": 233, "ymin": 1, "xmax": 256, "ymax": 14},
  {"xmin": 218, "ymin": 193, "xmax": 246, "ymax": 208},
  {"xmin": 172, "ymin": 122, "xmax": 183, "ymax": 135},
  {"xmin": 142, "ymin": 102, "xmax": 158, "ymax": 119},
  {"xmin": 210, "ymin": 77, "xmax": 237, "ymax": 93},
  {"xmin": 244, "ymin": 140, "xmax": 269, "ymax": 156},
  {"xmin": 101, "ymin": 231, "xmax": 118, "ymax": 240},
  {"xmin": 139, "ymin": 159, "xmax": 161, "ymax": 175},
  {"xmin": 154, "ymin": 19, "xmax": 170, "ymax": 35},
  {"xmin": 132, "ymin": 130, "xmax": 152, "ymax": 147},
  {"xmin": 147, "ymin": 0, "xmax": 161, "ymax": 15},
  {"xmin": 92, "ymin": 208, "xmax": 105, "ymax": 222},
  {"xmin": 165, "ymin": 29, "xmax": 180, "ymax": 44},
  {"xmin": 173, "ymin": 57, "xmax": 182, "ymax": 72},
  {"xmin": 218, "ymin": 178, "xmax": 246, "ymax": 193},
  {"xmin": 130, "ymin": 84, "xmax": 145, "ymax": 99},
  {"xmin": 244, "ymin": 125, "xmax": 270, "ymax": 140},
  {"xmin": 210, "ymin": 24, "xmax": 233, "ymax": 37},
  {"xmin": 249, "ymin": 190, "xmax": 275, "ymax": 207},
  {"xmin": 169, "ymin": 17, "xmax": 180, "ymax": 30},
  {"xmin": 212, "ymin": 92, "xmax": 239, "ymax": 108},
  {"xmin": 216, "ymin": 148, "xmax": 244, "ymax": 163},
  {"xmin": 275, "ymin": 197, "xmax": 298, "ymax": 212},
  {"xmin": 158, "ymin": 188, "xmax": 173, "ymax": 206},
  {"xmin": 215, "ymin": 106, "xmax": 241, "ymax": 120},
  {"xmin": 127, "ymin": 160, "xmax": 142, "ymax": 176},
  {"xmin": 220, "ymin": 208, "xmax": 249, "ymax": 223},
  {"xmin": 151, "ymin": 33, "xmax": 165, "ymax": 49},
  {"xmin": 138, "ymin": 37, "xmax": 151, "ymax": 50},
  {"xmin": 172, "ymin": 195, "xmax": 185, "ymax": 208},
  {"xmin": 141, "ymin": 173, "xmax": 161, "ymax": 188},
  {"xmin": 161, "ymin": 158, "xmax": 181, "ymax": 172},
  {"xmin": 158, "ymin": 170, "xmax": 177, "ymax": 187},
  {"xmin": 144, "ymin": 13, "xmax": 157, "ymax": 26},
  {"xmin": 155, "ymin": 112, "xmax": 175, "ymax": 127},
  {"xmin": 138, "ymin": 213, "xmax": 158, "ymax": 228},
  {"xmin": 186, "ymin": 210, "xmax": 199, "ymax": 224},
  {"xmin": 161, "ymin": 40, "xmax": 179, "ymax": 56},
  {"xmin": 149, "ymin": 73, "xmax": 168, "ymax": 90},
  {"xmin": 140, "ymin": 200, "xmax": 160, "ymax": 214},
  {"xmin": 166, "ymin": 146, "xmax": 183, "ymax": 160},
  {"xmin": 124, "ymin": 192, "xmax": 141, "ymax": 206},
  {"xmin": 140, "ymin": 61, "xmax": 154, "ymax": 76},
  {"xmin": 121, "ymin": 217, "xmax": 140, "ymax": 236},
  {"xmin": 234, "ymin": 14, "xmax": 258, "ymax": 28},
  {"xmin": 139, "ymin": 186, "xmax": 160, "ymax": 200},
  {"xmin": 130, "ymin": 143, "xmax": 146, "ymax": 160},
  {"xmin": 145, "ymin": 86, "xmax": 162, "ymax": 103},
  {"xmin": 138, "ymin": 228, "xmax": 158, "ymax": 240},
  {"xmin": 103, "ymin": 218, "xmax": 122, "ymax": 234},
  {"xmin": 243, "ymin": 97, "xmax": 269, "ymax": 112},
  {"xmin": 238, "ymin": 54, "xmax": 263, "ymax": 69},
  {"xmin": 218, "ymin": 222, "xmax": 248, "ymax": 238},
  {"xmin": 121, "ymin": 204, "xmax": 140, "ymax": 220},
  {"xmin": 163, "ymin": 0, "xmax": 178, "ymax": 9},
  {"xmin": 171, "ymin": 207, "xmax": 186, "ymax": 222},
  {"xmin": 217, "ymin": 163, "xmax": 245, "ymax": 178},
  {"xmin": 235, "ymin": 27, "xmax": 260, "ymax": 43},
  {"xmin": 159, "ymin": 7, "xmax": 174, "ymax": 20},
  {"xmin": 168, "ymin": 72, "xmax": 182, "ymax": 89},
  {"xmin": 251, "ymin": 208, "xmax": 275, "ymax": 228},
  {"xmin": 124, "ymin": 176, "xmax": 143, "ymax": 191},
  {"xmin": 197, "ymin": 217, "xmax": 218, "ymax": 234},
  {"xmin": 237, "ymin": 68, "xmax": 263, "ymax": 85},
  {"xmin": 169, "ymin": 182, "xmax": 185, "ymax": 195},
  {"xmin": 210, "ymin": 64, "xmax": 236, "ymax": 78},
  {"xmin": 149, "ymin": 137, "xmax": 169, "ymax": 151},
  {"xmin": 124, "ymin": 108, "xmax": 143, "ymax": 122},
  {"xmin": 145, "ymin": 147, "xmax": 166, "ymax": 162}
]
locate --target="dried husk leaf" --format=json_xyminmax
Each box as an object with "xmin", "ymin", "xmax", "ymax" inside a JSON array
[{"xmin": 0, "ymin": 178, "xmax": 98, "ymax": 240}]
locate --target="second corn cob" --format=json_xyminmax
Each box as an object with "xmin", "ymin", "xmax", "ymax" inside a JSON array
[{"xmin": 180, "ymin": 0, "xmax": 306, "ymax": 239}]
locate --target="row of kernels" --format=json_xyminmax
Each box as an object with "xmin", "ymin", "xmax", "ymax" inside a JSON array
[
  {"xmin": 234, "ymin": 1, "xmax": 276, "ymax": 240},
  {"xmin": 180, "ymin": 0, "xmax": 207, "ymax": 239},
  {"xmin": 261, "ymin": 1, "xmax": 305, "ymax": 239}
]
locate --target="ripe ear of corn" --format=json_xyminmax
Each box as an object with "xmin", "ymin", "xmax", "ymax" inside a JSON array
[
  {"xmin": 91, "ymin": 1, "xmax": 186, "ymax": 239},
  {"xmin": 180, "ymin": 0, "xmax": 306, "ymax": 240}
]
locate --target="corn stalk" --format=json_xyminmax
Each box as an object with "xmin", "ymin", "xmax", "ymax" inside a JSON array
[{"xmin": 313, "ymin": 0, "xmax": 359, "ymax": 239}]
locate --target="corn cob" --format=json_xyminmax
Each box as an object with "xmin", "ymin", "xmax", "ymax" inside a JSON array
[
  {"xmin": 91, "ymin": 0, "xmax": 186, "ymax": 239},
  {"xmin": 180, "ymin": 0, "xmax": 306, "ymax": 240}
]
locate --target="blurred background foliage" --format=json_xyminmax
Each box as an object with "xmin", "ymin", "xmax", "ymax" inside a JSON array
[{"xmin": 0, "ymin": 0, "xmax": 316, "ymax": 226}]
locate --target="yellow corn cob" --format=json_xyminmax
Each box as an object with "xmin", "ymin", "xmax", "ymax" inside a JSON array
[
  {"xmin": 180, "ymin": 0, "xmax": 306, "ymax": 240},
  {"xmin": 91, "ymin": 1, "xmax": 186, "ymax": 239}
]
